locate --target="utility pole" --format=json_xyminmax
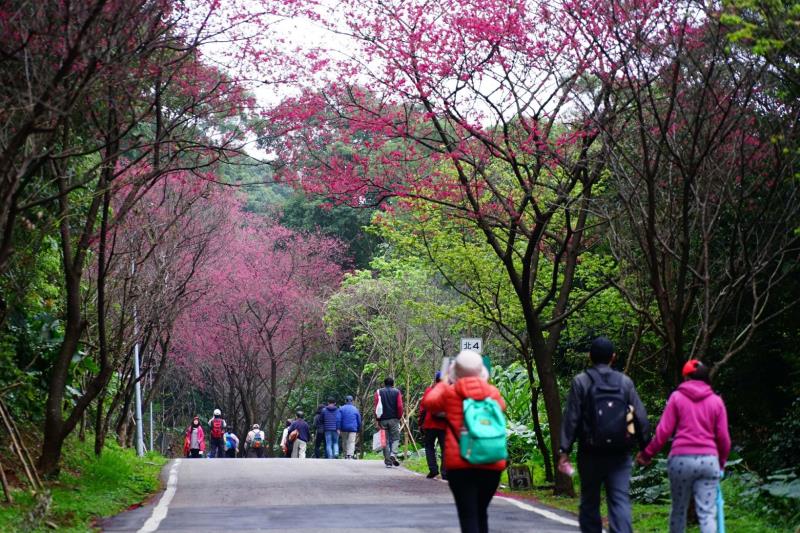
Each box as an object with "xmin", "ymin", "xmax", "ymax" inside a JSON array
[
  {"xmin": 149, "ymin": 368, "xmax": 154, "ymax": 453},
  {"xmin": 132, "ymin": 259, "xmax": 145, "ymax": 457}
]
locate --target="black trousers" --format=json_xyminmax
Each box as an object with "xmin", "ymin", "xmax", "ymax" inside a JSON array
[
  {"xmin": 424, "ymin": 429, "xmax": 446, "ymax": 476},
  {"xmin": 189, "ymin": 449, "xmax": 201, "ymax": 458},
  {"xmin": 314, "ymin": 431, "xmax": 326, "ymax": 458},
  {"xmin": 209, "ymin": 437, "xmax": 225, "ymax": 458},
  {"xmin": 446, "ymin": 468, "xmax": 501, "ymax": 533},
  {"xmin": 225, "ymin": 448, "xmax": 236, "ymax": 458}
]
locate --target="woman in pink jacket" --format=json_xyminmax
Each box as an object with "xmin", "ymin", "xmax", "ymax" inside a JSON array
[
  {"xmin": 183, "ymin": 416, "xmax": 206, "ymax": 458},
  {"xmin": 637, "ymin": 360, "xmax": 731, "ymax": 533}
]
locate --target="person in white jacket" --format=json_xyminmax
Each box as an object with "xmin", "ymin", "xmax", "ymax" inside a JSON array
[
  {"xmin": 245, "ymin": 424, "xmax": 266, "ymax": 458},
  {"xmin": 279, "ymin": 419, "xmax": 293, "ymax": 457}
]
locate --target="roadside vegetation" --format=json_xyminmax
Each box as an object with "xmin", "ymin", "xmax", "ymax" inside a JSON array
[{"xmin": 0, "ymin": 433, "xmax": 165, "ymax": 532}]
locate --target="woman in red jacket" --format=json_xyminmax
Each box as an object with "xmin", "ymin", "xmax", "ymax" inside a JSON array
[{"xmin": 423, "ymin": 350, "xmax": 507, "ymax": 533}]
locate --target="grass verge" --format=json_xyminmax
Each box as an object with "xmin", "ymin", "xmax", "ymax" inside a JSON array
[
  {"xmin": 0, "ymin": 435, "xmax": 166, "ymax": 533},
  {"xmin": 400, "ymin": 455, "xmax": 793, "ymax": 532}
]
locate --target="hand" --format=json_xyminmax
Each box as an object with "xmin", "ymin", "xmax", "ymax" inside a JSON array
[
  {"xmin": 557, "ymin": 453, "xmax": 574, "ymax": 477},
  {"xmin": 635, "ymin": 452, "xmax": 651, "ymax": 466}
]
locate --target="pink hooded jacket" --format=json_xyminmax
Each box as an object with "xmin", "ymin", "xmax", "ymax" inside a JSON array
[{"xmin": 641, "ymin": 380, "xmax": 731, "ymax": 467}]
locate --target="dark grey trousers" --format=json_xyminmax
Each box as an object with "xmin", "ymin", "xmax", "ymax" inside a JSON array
[{"xmin": 577, "ymin": 451, "xmax": 633, "ymax": 533}]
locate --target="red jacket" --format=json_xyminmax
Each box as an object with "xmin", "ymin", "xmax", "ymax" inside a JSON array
[
  {"xmin": 422, "ymin": 378, "xmax": 507, "ymax": 472},
  {"xmin": 419, "ymin": 385, "xmax": 447, "ymax": 431}
]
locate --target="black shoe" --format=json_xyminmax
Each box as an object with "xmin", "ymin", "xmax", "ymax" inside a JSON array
[
  {"xmin": 391, "ymin": 455, "xmax": 400, "ymax": 467},
  {"xmin": 426, "ymin": 471, "xmax": 438, "ymax": 479}
]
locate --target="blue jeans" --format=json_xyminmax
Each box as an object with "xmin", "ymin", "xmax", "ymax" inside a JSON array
[
  {"xmin": 577, "ymin": 450, "xmax": 633, "ymax": 533},
  {"xmin": 324, "ymin": 430, "xmax": 339, "ymax": 459}
]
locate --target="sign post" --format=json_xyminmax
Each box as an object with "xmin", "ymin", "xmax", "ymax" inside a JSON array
[{"xmin": 460, "ymin": 337, "xmax": 483, "ymax": 353}]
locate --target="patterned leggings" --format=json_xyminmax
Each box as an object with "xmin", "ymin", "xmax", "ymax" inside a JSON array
[{"xmin": 667, "ymin": 455, "xmax": 720, "ymax": 533}]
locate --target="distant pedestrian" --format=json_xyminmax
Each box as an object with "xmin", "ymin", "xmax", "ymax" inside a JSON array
[
  {"xmin": 637, "ymin": 360, "xmax": 731, "ymax": 533},
  {"xmin": 339, "ymin": 395, "xmax": 362, "ymax": 459},
  {"xmin": 288, "ymin": 410, "xmax": 311, "ymax": 458},
  {"xmin": 422, "ymin": 350, "xmax": 506, "ymax": 533},
  {"xmin": 280, "ymin": 419, "xmax": 293, "ymax": 458},
  {"xmin": 322, "ymin": 397, "xmax": 342, "ymax": 459},
  {"xmin": 559, "ymin": 336, "xmax": 650, "ymax": 533},
  {"xmin": 183, "ymin": 416, "xmax": 205, "ymax": 458},
  {"xmin": 245, "ymin": 424, "xmax": 266, "ymax": 458},
  {"xmin": 420, "ymin": 371, "xmax": 447, "ymax": 479},
  {"xmin": 375, "ymin": 377, "xmax": 403, "ymax": 468},
  {"xmin": 224, "ymin": 427, "xmax": 239, "ymax": 458},
  {"xmin": 207, "ymin": 408, "xmax": 227, "ymax": 459},
  {"xmin": 313, "ymin": 404, "xmax": 326, "ymax": 458}
]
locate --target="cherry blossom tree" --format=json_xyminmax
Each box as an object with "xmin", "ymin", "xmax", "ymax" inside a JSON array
[
  {"xmin": 171, "ymin": 216, "xmax": 345, "ymax": 451},
  {"xmin": 260, "ymin": 0, "xmax": 640, "ymax": 493},
  {"xmin": 3, "ymin": 0, "xmax": 282, "ymax": 475}
]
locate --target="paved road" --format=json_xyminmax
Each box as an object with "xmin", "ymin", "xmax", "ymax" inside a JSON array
[{"xmin": 103, "ymin": 458, "xmax": 579, "ymax": 532}]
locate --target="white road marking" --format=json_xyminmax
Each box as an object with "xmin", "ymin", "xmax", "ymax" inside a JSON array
[
  {"xmin": 137, "ymin": 459, "xmax": 181, "ymax": 533},
  {"xmin": 495, "ymin": 495, "xmax": 580, "ymax": 528}
]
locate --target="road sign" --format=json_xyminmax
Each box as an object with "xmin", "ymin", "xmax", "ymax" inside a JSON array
[{"xmin": 460, "ymin": 337, "xmax": 483, "ymax": 353}]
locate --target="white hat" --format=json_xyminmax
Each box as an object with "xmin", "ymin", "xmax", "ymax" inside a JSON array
[
  {"xmin": 213, "ymin": 408, "xmax": 221, "ymax": 416},
  {"xmin": 252, "ymin": 424, "xmax": 259, "ymax": 429},
  {"xmin": 451, "ymin": 349, "xmax": 489, "ymax": 381}
]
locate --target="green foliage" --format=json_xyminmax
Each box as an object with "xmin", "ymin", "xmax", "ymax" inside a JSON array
[
  {"xmin": 630, "ymin": 459, "xmax": 671, "ymax": 504},
  {"xmin": 282, "ymin": 192, "xmax": 380, "ymax": 269},
  {"xmin": 0, "ymin": 435, "xmax": 166, "ymax": 532}
]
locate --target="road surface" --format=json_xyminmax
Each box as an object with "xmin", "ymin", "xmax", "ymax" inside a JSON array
[{"xmin": 103, "ymin": 458, "xmax": 580, "ymax": 532}]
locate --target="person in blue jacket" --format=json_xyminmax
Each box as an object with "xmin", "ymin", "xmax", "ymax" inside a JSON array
[
  {"xmin": 322, "ymin": 397, "xmax": 342, "ymax": 459},
  {"xmin": 339, "ymin": 395, "xmax": 362, "ymax": 459}
]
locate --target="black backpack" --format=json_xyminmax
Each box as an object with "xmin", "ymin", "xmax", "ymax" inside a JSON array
[{"xmin": 584, "ymin": 368, "xmax": 631, "ymax": 450}]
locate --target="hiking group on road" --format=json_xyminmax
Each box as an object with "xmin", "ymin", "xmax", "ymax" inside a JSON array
[{"xmin": 180, "ymin": 336, "xmax": 730, "ymax": 533}]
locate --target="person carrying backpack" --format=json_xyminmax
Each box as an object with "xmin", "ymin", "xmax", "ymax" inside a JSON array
[
  {"xmin": 558, "ymin": 336, "xmax": 650, "ymax": 533},
  {"xmin": 288, "ymin": 410, "xmax": 311, "ymax": 458},
  {"xmin": 280, "ymin": 419, "xmax": 294, "ymax": 458},
  {"xmin": 422, "ymin": 350, "xmax": 507, "ymax": 533},
  {"xmin": 636, "ymin": 360, "xmax": 730, "ymax": 533},
  {"xmin": 313, "ymin": 404, "xmax": 326, "ymax": 458},
  {"xmin": 207, "ymin": 409, "xmax": 227, "ymax": 459},
  {"xmin": 224, "ymin": 427, "xmax": 239, "ymax": 458},
  {"xmin": 245, "ymin": 424, "xmax": 266, "ymax": 458}
]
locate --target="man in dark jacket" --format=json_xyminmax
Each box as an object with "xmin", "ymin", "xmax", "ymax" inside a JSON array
[
  {"xmin": 419, "ymin": 371, "xmax": 447, "ymax": 478},
  {"xmin": 288, "ymin": 410, "xmax": 311, "ymax": 458},
  {"xmin": 322, "ymin": 397, "xmax": 342, "ymax": 459},
  {"xmin": 558, "ymin": 337, "xmax": 650, "ymax": 533},
  {"xmin": 339, "ymin": 395, "xmax": 362, "ymax": 459},
  {"xmin": 313, "ymin": 404, "xmax": 326, "ymax": 458},
  {"xmin": 375, "ymin": 377, "xmax": 404, "ymax": 468}
]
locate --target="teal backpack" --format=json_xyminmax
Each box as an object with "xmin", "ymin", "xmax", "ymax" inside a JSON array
[{"xmin": 456, "ymin": 397, "xmax": 508, "ymax": 464}]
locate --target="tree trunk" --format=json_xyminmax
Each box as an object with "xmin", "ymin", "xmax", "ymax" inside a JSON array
[
  {"xmin": 524, "ymin": 358, "xmax": 552, "ymax": 482},
  {"xmin": 268, "ymin": 358, "xmax": 277, "ymax": 455},
  {"xmin": 530, "ymin": 332, "xmax": 574, "ymax": 496},
  {"xmin": 94, "ymin": 392, "xmax": 106, "ymax": 456}
]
